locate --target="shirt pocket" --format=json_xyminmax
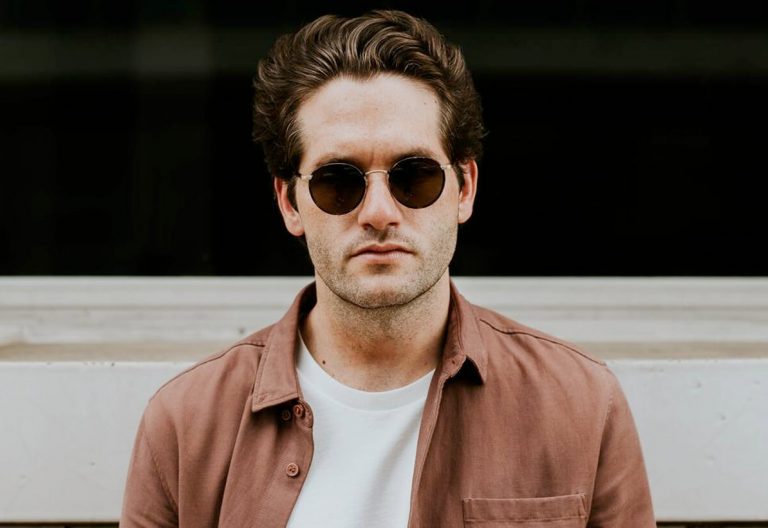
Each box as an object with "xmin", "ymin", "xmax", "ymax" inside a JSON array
[{"xmin": 462, "ymin": 494, "xmax": 587, "ymax": 527}]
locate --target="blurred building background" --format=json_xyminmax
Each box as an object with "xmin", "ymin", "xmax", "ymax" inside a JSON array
[{"xmin": 1, "ymin": 1, "xmax": 767, "ymax": 276}]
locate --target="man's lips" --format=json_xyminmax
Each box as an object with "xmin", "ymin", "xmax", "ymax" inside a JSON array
[{"xmin": 351, "ymin": 243, "xmax": 412, "ymax": 257}]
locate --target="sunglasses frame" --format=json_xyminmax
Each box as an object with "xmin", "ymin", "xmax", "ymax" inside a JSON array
[{"xmin": 295, "ymin": 156, "xmax": 453, "ymax": 215}]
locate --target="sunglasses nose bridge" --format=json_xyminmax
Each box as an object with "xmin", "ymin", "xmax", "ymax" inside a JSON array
[
  {"xmin": 360, "ymin": 168, "xmax": 392, "ymax": 194},
  {"xmin": 363, "ymin": 168, "xmax": 390, "ymax": 178}
]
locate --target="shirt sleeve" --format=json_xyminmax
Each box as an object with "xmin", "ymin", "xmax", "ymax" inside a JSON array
[
  {"xmin": 588, "ymin": 371, "xmax": 656, "ymax": 527},
  {"xmin": 120, "ymin": 411, "xmax": 179, "ymax": 527}
]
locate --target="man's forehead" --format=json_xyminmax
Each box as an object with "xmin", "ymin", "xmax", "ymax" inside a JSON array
[{"xmin": 295, "ymin": 74, "xmax": 446, "ymax": 166}]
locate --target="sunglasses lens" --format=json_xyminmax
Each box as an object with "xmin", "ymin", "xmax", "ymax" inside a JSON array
[
  {"xmin": 389, "ymin": 157, "xmax": 446, "ymax": 208},
  {"xmin": 309, "ymin": 164, "xmax": 366, "ymax": 215}
]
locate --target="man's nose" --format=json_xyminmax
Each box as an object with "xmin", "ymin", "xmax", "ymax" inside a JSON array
[{"xmin": 356, "ymin": 172, "xmax": 402, "ymax": 231}]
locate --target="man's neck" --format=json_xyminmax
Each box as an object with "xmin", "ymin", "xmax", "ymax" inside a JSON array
[{"xmin": 300, "ymin": 273, "xmax": 451, "ymax": 392}]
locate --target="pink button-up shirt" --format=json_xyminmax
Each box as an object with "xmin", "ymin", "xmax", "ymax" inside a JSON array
[{"xmin": 121, "ymin": 281, "xmax": 655, "ymax": 527}]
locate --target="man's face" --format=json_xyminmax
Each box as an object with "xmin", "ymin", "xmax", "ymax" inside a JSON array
[{"xmin": 275, "ymin": 73, "xmax": 477, "ymax": 309}]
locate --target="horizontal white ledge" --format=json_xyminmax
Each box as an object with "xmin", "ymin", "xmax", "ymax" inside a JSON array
[
  {"xmin": 4, "ymin": 276, "xmax": 768, "ymax": 307},
  {"xmin": 1, "ymin": 342, "xmax": 767, "ymax": 362},
  {"xmin": 2, "ymin": 276, "xmax": 768, "ymax": 345},
  {"xmin": 0, "ymin": 357, "xmax": 766, "ymax": 522}
]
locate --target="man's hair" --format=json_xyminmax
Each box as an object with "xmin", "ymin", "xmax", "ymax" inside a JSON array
[{"xmin": 252, "ymin": 9, "xmax": 485, "ymax": 200}]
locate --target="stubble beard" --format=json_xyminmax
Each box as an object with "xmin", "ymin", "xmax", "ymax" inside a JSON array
[{"xmin": 307, "ymin": 222, "xmax": 458, "ymax": 312}]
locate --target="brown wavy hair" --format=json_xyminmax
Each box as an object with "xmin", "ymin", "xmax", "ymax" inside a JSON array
[{"xmin": 252, "ymin": 9, "xmax": 485, "ymax": 203}]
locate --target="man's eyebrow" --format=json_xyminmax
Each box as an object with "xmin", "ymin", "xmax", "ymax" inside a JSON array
[
  {"xmin": 397, "ymin": 148, "xmax": 442, "ymax": 161},
  {"xmin": 308, "ymin": 148, "xmax": 443, "ymax": 169},
  {"xmin": 312, "ymin": 154, "xmax": 354, "ymax": 167}
]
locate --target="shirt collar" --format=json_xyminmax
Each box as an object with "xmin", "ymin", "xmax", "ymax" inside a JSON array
[
  {"xmin": 442, "ymin": 279, "xmax": 488, "ymax": 384},
  {"xmin": 251, "ymin": 280, "xmax": 487, "ymax": 413}
]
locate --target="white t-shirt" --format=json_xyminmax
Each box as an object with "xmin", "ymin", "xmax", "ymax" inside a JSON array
[{"xmin": 286, "ymin": 333, "xmax": 434, "ymax": 528}]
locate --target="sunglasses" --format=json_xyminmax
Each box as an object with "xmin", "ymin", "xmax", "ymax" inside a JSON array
[{"xmin": 295, "ymin": 156, "xmax": 452, "ymax": 215}]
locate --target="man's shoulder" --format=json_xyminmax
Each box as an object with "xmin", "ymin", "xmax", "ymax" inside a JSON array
[
  {"xmin": 464, "ymin": 301, "xmax": 622, "ymax": 409},
  {"xmin": 472, "ymin": 303, "xmax": 605, "ymax": 364},
  {"xmin": 467, "ymin": 302, "xmax": 612, "ymax": 381},
  {"xmin": 145, "ymin": 323, "xmax": 276, "ymax": 419}
]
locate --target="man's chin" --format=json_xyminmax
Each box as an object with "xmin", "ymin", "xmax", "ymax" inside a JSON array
[{"xmin": 336, "ymin": 275, "xmax": 419, "ymax": 309}]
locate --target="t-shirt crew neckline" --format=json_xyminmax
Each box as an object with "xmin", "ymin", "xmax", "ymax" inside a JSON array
[{"xmin": 296, "ymin": 331, "xmax": 435, "ymax": 412}]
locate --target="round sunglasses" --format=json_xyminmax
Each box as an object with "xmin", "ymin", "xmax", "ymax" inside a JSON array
[{"xmin": 295, "ymin": 156, "xmax": 452, "ymax": 215}]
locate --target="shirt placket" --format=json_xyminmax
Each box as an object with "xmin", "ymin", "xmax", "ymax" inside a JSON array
[{"xmin": 406, "ymin": 355, "xmax": 464, "ymax": 527}]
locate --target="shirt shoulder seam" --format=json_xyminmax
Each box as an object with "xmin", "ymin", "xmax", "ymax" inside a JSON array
[
  {"xmin": 478, "ymin": 317, "xmax": 606, "ymax": 366},
  {"xmin": 152, "ymin": 340, "xmax": 266, "ymax": 396}
]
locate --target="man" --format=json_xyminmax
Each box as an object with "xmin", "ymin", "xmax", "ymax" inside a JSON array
[{"xmin": 121, "ymin": 10, "xmax": 655, "ymax": 527}]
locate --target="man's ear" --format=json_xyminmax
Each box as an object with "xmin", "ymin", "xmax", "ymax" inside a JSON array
[
  {"xmin": 274, "ymin": 177, "xmax": 305, "ymax": 237},
  {"xmin": 457, "ymin": 159, "xmax": 478, "ymax": 224}
]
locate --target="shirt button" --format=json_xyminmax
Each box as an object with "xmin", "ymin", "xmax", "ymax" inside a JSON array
[
  {"xmin": 285, "ymin": 462, "xmax": 300, "ymax": 478},
  {"xmin": 280, "ymin": 409, "xmax": 292, "ymax": 421},
  {"xmin": 293, "ymin": 403, "xmax": 305, "ymax": 418}
]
